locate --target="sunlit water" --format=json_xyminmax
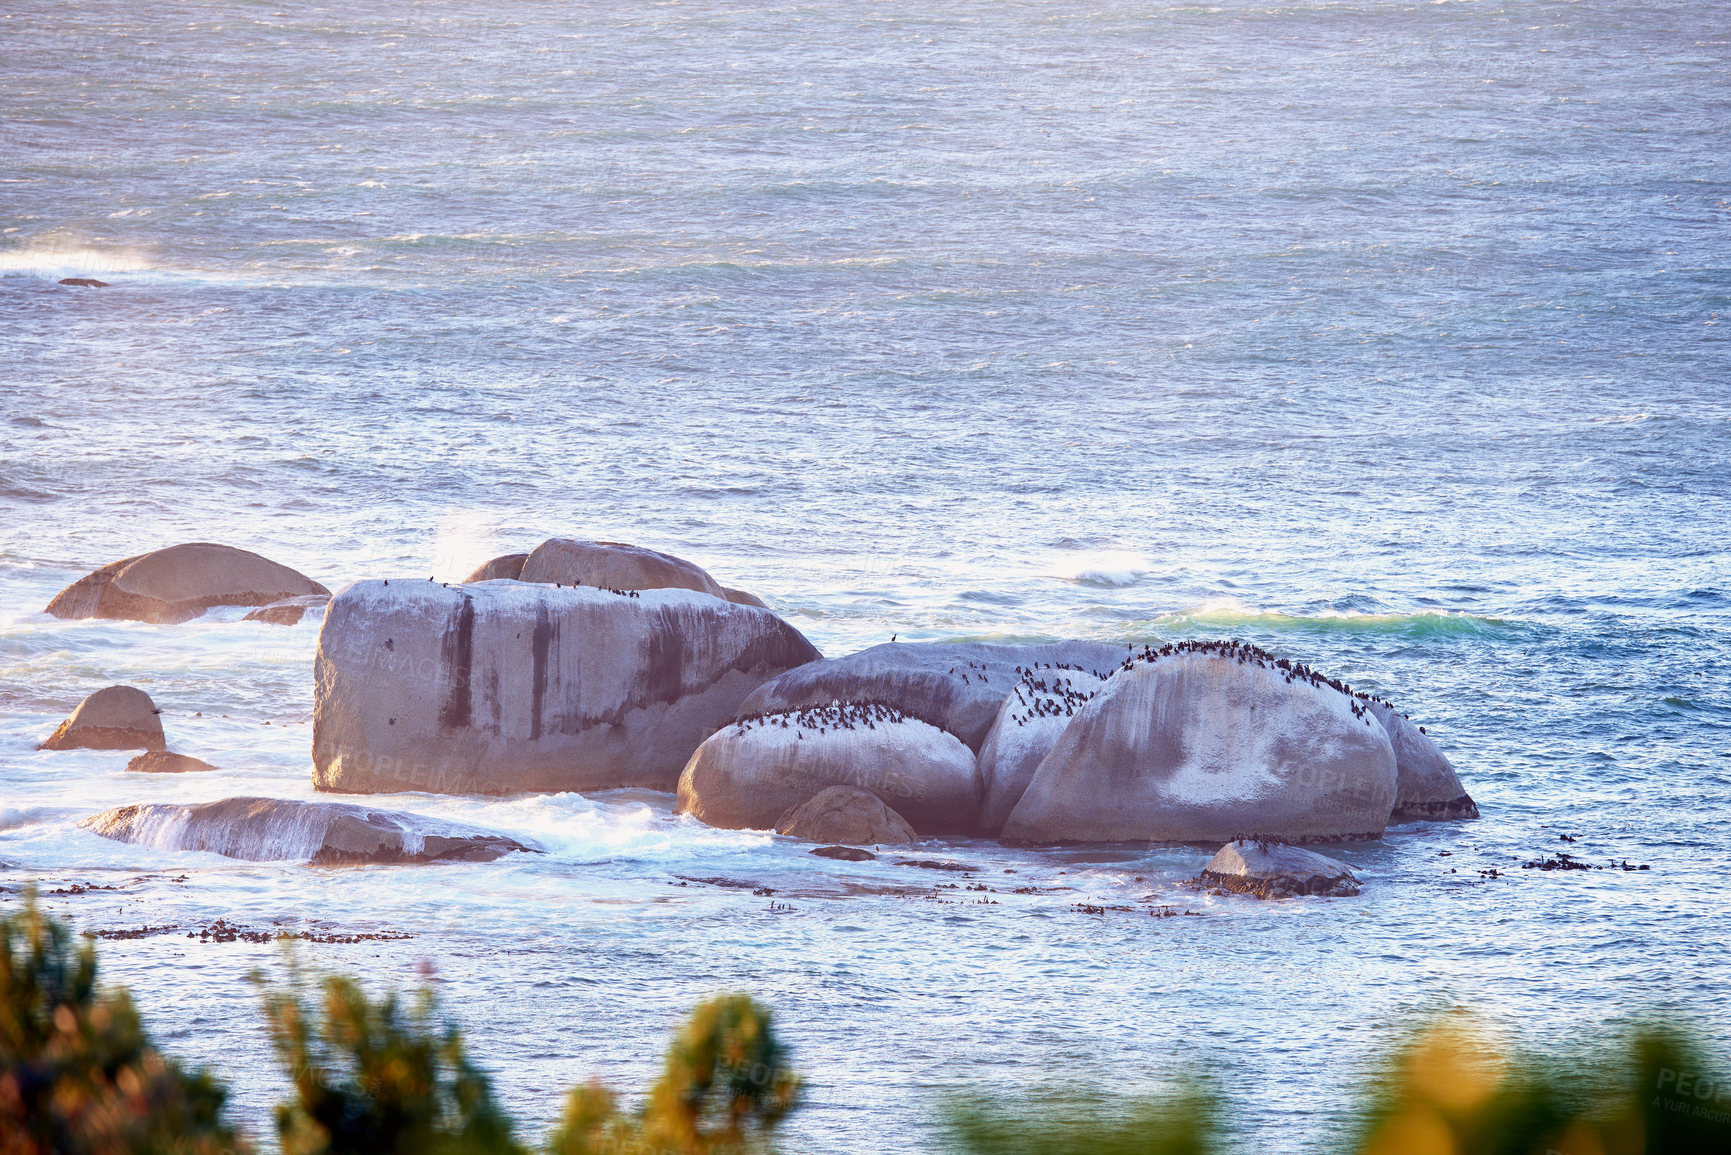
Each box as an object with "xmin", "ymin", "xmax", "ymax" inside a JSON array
[{"xmin": 2, "ymin": 0, "xmax": 1729, "ymax": 1149}]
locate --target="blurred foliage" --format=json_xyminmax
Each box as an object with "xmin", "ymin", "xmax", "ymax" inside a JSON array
[
  {"xmin": 941, "ymin": 1081, "xmax": 1222, "ymax": 1155},
  {"xmin": 0, "ymin": 887, "xmax": 243, "ymax": 1155},
  {"xmin": 548, "ymin": 993, "xmax": 800, "ymax": 1155},
  {"xmin": 1351, "ymin": 1012, "xmax": 1731, "ymax": 1155},
  {"xmin": 7, "ymin": 890, "xmax": 1730, "ymax": 1155},
  {"xmin": 944, "ymin": 1013, "xmax": 1731, "ymax": 1155},
  {"xmin": 254, "ymin": 960, "xmax": 522, "ymax": 1155}
]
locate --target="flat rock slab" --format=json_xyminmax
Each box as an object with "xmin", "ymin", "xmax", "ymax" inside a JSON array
[
  {"xmin": 313, "ymin": 579, "xmax": 819, "ymax": 793},
  {"xmin": 41, "ymin": 685, "xmax": 165, "ymax": 752},
  {"xmin": 811, "ymin": 845, "xmax": 877, "ymax": 861},
  {"xmin": 126, "ymin": 751, "xmax": 216, "ymax": 774},
  {"xmin": 736, "ymin": 640, "xmax": 1124, "ymax": 752},
  {"xmin": 80, "ymin": 797, "xmax": 536, "ymax": 864},
  {"xmin": 47, "ymin": 543, "xmax": 328, "ymax": 624},
  {"xmin": 1199, "ymin": 840, "xmax": 1361, "ymax": 898}
]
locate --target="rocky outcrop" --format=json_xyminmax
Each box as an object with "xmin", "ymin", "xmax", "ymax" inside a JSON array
[
  {"xmin": 677, "ymin": 703, "xmax": 978, "ymax": 833},
  {"xmin": 1365, "ymin": 700, "xmax": 1479, "ymax": 821},
  {"xmin": 736, "ymin": 640, "xmax": 1123, "ymax": 753},
  {"xmin": 1198, "ymin": 840, "xmax": 1361, "ymax": 898},
  {"xmin": 39, "ymin": 686, "xmax": 165, "ymax": 751},
  {"xmin": 774, "ymin": 785, "xmax": 918, "ymax": 845},
  {"xmin": 80, "ymin": 797, "xmax": 534, "ymax": 864},
  {"xmin": 243, "ymin": 593, "xmax": 331, "ymax": 626},
  {"xmin": 46, "ymin": 544, "xmax": 328, "ymax": 624},
  {"xmin": 126, "ymin": 751, "xmax": 215, "ymax": 773},
  {"xmin": 519, "ymin": 539, "xmax": 728, "ymax": 598},
  {"xmin": 463, "ymin": 553, "xmax": 529, "ymax": 583},
  {"xmin": 976, "ymin": 667, "xmax": 1106, "ymax": 834},
  {"xmin": 313, "ymin": 579, "xmax": 820, "ymax": 794},
  {"xmin": 1002, "ymin": 642, "xmax": 1397, "ymax": 845}
]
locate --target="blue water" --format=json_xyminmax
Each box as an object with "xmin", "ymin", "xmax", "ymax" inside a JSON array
[{"xmin": 2, "ymin": 0, "xmax": 1729, "ymax": 1149}]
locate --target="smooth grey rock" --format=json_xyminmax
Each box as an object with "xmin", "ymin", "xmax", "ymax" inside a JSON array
[
  {"xmin": 678, "ymin": 703, "xmax": 978, "ymax": 833},
  {"xmin": 1366, "ymin": 700, "xmax": 1479, "ymax": 821},
  {"xmin": 976, "ymin": 666, "xmax": 1109, "ymax": 834},
  {"xmin": 313, "ymin": 579, "xmax": 820, "ymax": 794},
  {"xmin": 40, "ymin": 686, "xmax": 165, "ymax": 752},
  {"xmin": 1002, "ymin": 648, "xmax": 1397, "ymax": 845},
  {"xmin": 1199, "ymin": 840, "xmax": 1361, "ymax": 898},
  {"xmin": 46, "ymin": 543, "xmax": 328, "ymax": 624},
  {"xmin": 736, "ymin": 640, "xmax": 1124, "ymax": 753},
  {"xmin": 775, "ymin": 784, "xmax": 918, "ymax": 845},
  {"xmin": 80, "ymin": 797, "xmax": 534, "ymax": 864}
]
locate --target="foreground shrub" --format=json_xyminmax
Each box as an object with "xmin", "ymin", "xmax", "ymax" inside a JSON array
[
  {"xmin": 256, "ymin": 962, "xmax": 522, "ymax": 1155},
  {"xmin": 0, "ymin": 888, "xmax": 243, "ymax": 1155},
  {"xmin": 548, "ymin": 994, "xmax": 800, "ymax": 1155},
  {"xmin": 1353, "ymin": 1013, "xmax": 1731, "ymax": 1155},
  {"xmin": 941, "ymin": 1083, "xmax": 1222, "ymax": 1155}
]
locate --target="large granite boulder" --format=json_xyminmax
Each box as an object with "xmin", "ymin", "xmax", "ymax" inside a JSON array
[
  {"xmin": 736, "ymin": 640, "xmax": 1124, "ymax": 753},
  {"xmin": 677, "ymin": 703, "xmax": 978, "ymax": 833},
  {"xmin": 774, "ymin": 784, "xmax": 917, "ymax": 845},
  {"xmin": 313, "ymin": 579, "xmax": 820, "ymax": 794},
  {"xmin": 80, "ymin": 797, "xmax": 534, "ymax": 864},
  {"xmin": 519, "ymin": 539, "xmax": 728, "ymax": 598},
  {"xmin": 463, "ymin": 552, "xmax": 529, "ymax": 583},
  {"xmin": 1199, "ymin": 840, "xmax": 1361, "ymax": 898},
  {"xmin": 1365, "ymin": 700, "xmax": 1479, "ymax": 821},
  {"xmin": 46, "ymin": 544, "xmax": 328, "ymax": 624},
  {"xmin": 1002, "ymin": 643, "xmax": 1397, "ymax": 845},
  {"xmin": 243, "ymin": 593, "xmax": 331, "ymax": 626},
  {"xmin": 39, "ymin": 686, "xmax": 165, "ymax": 752},
  {"xmin": 976, "ymin": 666, "xmax": 1109, "ymax": 834}
]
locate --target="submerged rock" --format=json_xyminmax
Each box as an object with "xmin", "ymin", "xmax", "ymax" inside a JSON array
[
  {"xmin": 1199, "ymin": 840, "xmax": 1361, "ymax": 898},
  {"xmin": 313, "ymin": 579, "xmax": 819, "ymax": 794},
  {"xmin": 736, "ymin": 640, "xmax": 1123, "ymax": 753},
  {"xmin": 244, "ymin": 593, "xmax": 331, "ymax": 626},
  {"xmin": 976, "ymin": 666, "xmax": 1106, "ymax": 834},
  {"xmin": 59, "ymin": 277, "xmax": 109, "ymax": 288},
  {"xmin": 40, "ymin": 686, "xmax": 165, "ymax": 752},
  {"xmin": 126, "ymin": 751, "xmax": 215, "ymax": 774},
  {"xmin": 1003, "ymin": 644, "xmax": 1397, "ymax": 845},
  {"xmin": 463, "ymin": 552, "xmax": 529, "ymax": 583},
  {"xmin": 810, "ymin": 844, "xmax": 876, "ymax": 861},
  {"xmin": 1365, "ymin": 700, "xmax": 1479, "ymax": 821},
  {"xmin": 774, "ymin": 785, "xmax": 918, "ymax": 845},
  {"xmin": 46, "ymin": 543, "xmax": 328, "ymax": 624},
  {"xmin": 81, "ymin": 797, "xmax": 534, "ymax": 864},
  {"xmin": 677, "ymin": 704, "xmax": 978, "ymax": 833}
]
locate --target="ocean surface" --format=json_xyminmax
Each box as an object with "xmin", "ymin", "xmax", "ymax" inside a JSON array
[{"xmin": 2, "ymin": 0, "xmax": 1729, "ymax": 1149}]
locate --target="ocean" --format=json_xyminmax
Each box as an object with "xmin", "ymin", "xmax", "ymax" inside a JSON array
[{"xmin": 2, "ymin": 0, "xmax": 1728, "ymax": 1149}]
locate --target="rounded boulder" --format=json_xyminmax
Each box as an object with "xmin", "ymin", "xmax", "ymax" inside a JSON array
[
  {"xmin": 677, "ymin": 703, "xmax": 978, "ymax": 834},
  {"xmin": 40, "ymin": 686, "xmax": 165, "ymax": 752}
]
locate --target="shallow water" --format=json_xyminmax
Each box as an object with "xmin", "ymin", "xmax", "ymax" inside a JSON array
[{"xmin": 2, "ymin": 0, "xmax": 1729, "ymax": 1149}]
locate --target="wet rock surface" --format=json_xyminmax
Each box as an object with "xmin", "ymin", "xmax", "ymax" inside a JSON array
[
  {"xmin": 775, "ymin": 784, "xmax": 918, "ymax": 845},
  {"xmin": 243, "ymin": 593, "xmax": 331, "ymax": 626},
  {"xmin": 125, "ymin": 751, "xmax": 216, "ymax": 773},
  {"xmin": 80, "ymin": 797, "xmax": 537, "ymax": 864},
  {"xmin": 40, "ymin": 685, "xmax": 166, "ymax": 752},
  {"xmin": 1198, "ymin": 839, "xmax": 1361, "ymax": 898}
]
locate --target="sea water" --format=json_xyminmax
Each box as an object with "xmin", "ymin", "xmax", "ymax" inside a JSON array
[{"xmin": 1, "ymin": 0, "xmax": 1728, "ymax": 1149}]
